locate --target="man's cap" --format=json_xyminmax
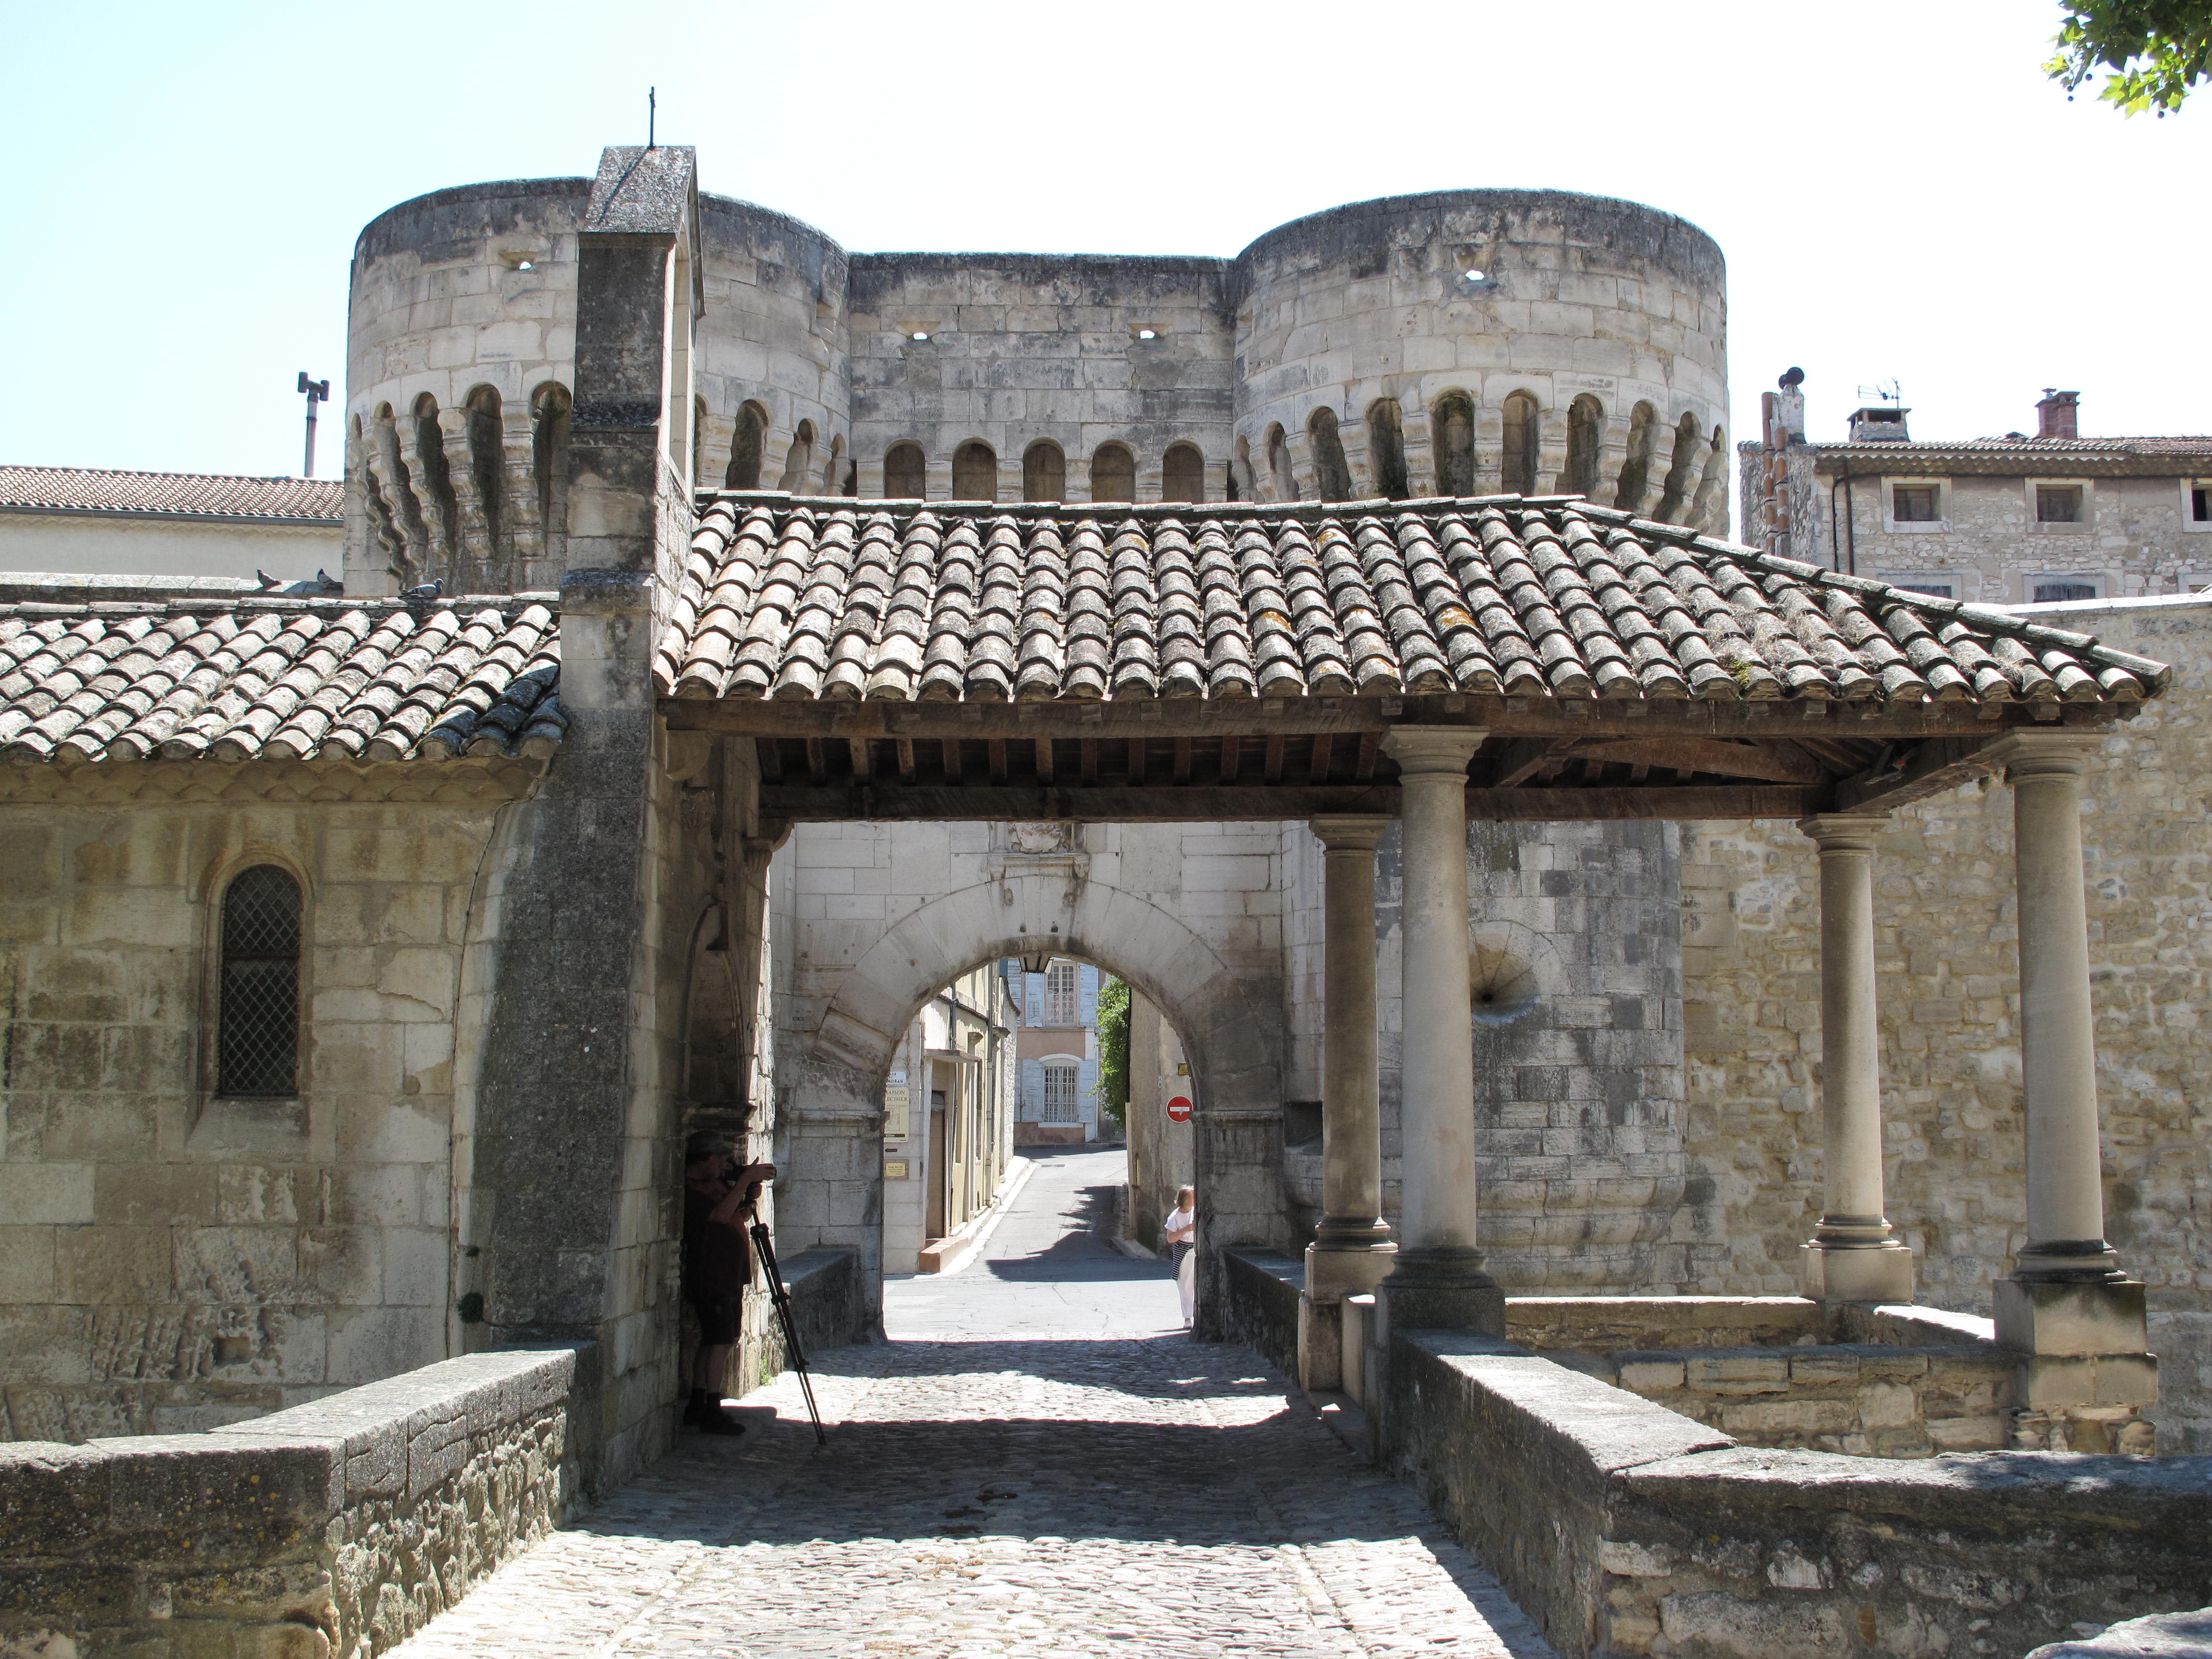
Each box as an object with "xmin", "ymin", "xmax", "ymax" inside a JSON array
[{"xmin": 685, "ymin": 1129, "xmax": 735, "ymax": 1163}]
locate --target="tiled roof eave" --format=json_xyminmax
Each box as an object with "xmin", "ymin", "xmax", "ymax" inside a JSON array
[
  {"xmin": 0, "ymin": 503, "xmax": 342, "ymax": 526},
  {"xmin": 658, "ymin": 493, "xmax": 2171, "ymax": 711},
  {"xmin": 1807, "ymin": 443, "xmax": 2212, "ymax": 476}
]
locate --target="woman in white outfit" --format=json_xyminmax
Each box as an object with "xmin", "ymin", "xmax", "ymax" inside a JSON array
[{"xmin": 1163, "ymin": 1186, "xmax": 1197, "ymax": 1327}]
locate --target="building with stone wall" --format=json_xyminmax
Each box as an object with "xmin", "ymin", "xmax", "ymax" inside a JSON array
[
  {"xmin": 0, "ymin": 467, "xmax": 339, "ymax": 586},
  {"xmin": 1740, "ymin": 381, "xmax": 2212, "ymax": 603},
  {"xmin": 876, "ymin": 961, "xmax": 1015, "ymax": 1273},
  {"xmin": 3, "ymin": 139, "xmax": 2206, "ymax": 1496},
  {"xmin": 1124, "ymin": 991, "xmax": 1195, "ymax": 1253},
  {"xmin": 1011, "ymin": 955, "xmax": 1104, "ymax": 1146}
]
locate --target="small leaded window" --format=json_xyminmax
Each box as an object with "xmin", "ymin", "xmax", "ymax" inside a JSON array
[{"xmin": 218, "ymin": 866, "xmax": 301, "ymax": 1097}]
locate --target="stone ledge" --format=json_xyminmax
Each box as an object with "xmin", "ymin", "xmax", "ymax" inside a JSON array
[
  {"xmin": 1386, "ymin": 1330, "xmax": 2212, "ymax": 1659},
  {"xmin": 0, "ymin": 1344, "xmax": 585, "ymax": 1659}
]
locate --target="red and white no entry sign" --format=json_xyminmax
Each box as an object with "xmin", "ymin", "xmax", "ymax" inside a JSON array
[{"xmin": 1166, "ymin": 1095, "xmax": 1193, "ymax": 1123}]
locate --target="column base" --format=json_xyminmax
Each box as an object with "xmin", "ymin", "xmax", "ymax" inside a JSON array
[
  {"xmin": 1304, "ymin": 1239, "xmax": 1398, "ymax": 1303},
  {"xmin": 1995, "ymin": 1274, "xmax": 2147, "ymax": 1355},
  {"xmin": 1801, "ymin": 1241, "xmax": 1914, "ymax": 1303},
  {"xmin": 1376, "ymin": 1248, "xmax": 1504, "ymax": 1337}
]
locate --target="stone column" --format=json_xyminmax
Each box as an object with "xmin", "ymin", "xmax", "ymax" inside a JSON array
[
  {"xmin": 1376, "ymin": 727, "xmax": 1501, "ymax": 1334},
  {"xmin": 1987, "ymin": 731, "xmax": 2154, "ymax": 1452},
  {"xmin": 1299, "ymin": 815, "xmax": 1397, "ymax": 1390},
  {"xmin": 1797, "ymin": 814, "xmax": 1913, "ymax": 1302}
]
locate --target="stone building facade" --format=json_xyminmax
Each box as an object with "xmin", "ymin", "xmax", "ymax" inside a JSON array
[
  {"xmin": 2, "ymin": 138, "xmax": 2203, "ymax": 1485},
  {"xmin": 340, "ymin": 155, "xmax": 1733, "ymax": 600},
  {"xmin": 1739, "ymin": 381, "xmax": 2212, "ymax": 603},
  {"xmin": 1011, "ymin": 954, "xmax": 1104, "ymax": 1146},
  {"xmin": 875, "ymin": 960, "xmax": 1014, "ymax": 1274}
]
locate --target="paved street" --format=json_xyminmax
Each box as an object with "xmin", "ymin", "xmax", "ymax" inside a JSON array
[{"xmin": 396, "ymin": 1148, "xmax": 1552, "ymax": 1659}]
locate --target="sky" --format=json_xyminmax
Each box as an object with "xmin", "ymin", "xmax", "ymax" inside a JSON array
[{"xmin": 3, "ymin": 0, "xmax": 2206, "ymax": 498}]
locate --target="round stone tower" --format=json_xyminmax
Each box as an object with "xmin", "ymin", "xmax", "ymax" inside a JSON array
[{"xmin": 1228, "ymin": 189, "xmax": 1728, "ymax": 523}]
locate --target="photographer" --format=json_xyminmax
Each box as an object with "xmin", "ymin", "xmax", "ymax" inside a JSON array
[{"xmin": 681, "ymin": 1130, "xmax": 776, "ymax": 1435}]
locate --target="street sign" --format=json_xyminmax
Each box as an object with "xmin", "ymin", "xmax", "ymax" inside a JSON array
[{"xmin": 1166, "ymin": 1095, "xmax": 1193, "ymax": 1123}]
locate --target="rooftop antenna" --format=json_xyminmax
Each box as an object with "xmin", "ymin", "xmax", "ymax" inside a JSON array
[
  {"xmin": 647, "ymin": 86, "xmax": 656, "ymax": 149},
  {"xmin": 1855, "ymin": 379, "xmax": 1902, "ymax": 406},
  {"xmin": 296, "ymin": 372, "xmax": 330, "ymax": 477}
]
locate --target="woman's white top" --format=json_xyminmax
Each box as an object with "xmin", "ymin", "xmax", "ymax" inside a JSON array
[{"xmin": 1163, "ymin": 1206, "xmax": 1196, "ymax": 1242}]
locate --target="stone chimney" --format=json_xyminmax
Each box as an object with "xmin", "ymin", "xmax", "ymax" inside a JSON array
[{"xmin": 2037, "ymin": 389, "xmax": 2080, "ymax": 441}]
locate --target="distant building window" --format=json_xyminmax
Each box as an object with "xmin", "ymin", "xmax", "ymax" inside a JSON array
[
  {"xmin": 1045, "ymin": 963, "xmax": 1079, "ymax": 1025},
  {"xmin": 2192, "ymin": 484, "xmax": 2211, "ymax": 524},
  {"xmin": 1891, "ymin": 484, "xmax": 1940, "ymax": 522},
  {"xmin": 1894, "ymin": 581, "xmax": 1954, "ymax": 599},
  {"xmin": 884, "ymin": 442, "xmax": 926, "ymax": 498},
  {"xmin": 1023, "ymin": 441, "xmax": 1065, "ymax": 503},
  {"xmin": 218, "ymin": 866, "xmax": 301, "ymax": 1097},
  {"xmin": 2033, "ymin": 578, "xmax": 2100, "ymax": 603},
  {"xmin": 1042, "ymin": 1063, "xmax": 1080, "ymax": 1123},
  {"xmin": 2036, "ymin": 485, "xmax": 2083, "ymax": 523}
]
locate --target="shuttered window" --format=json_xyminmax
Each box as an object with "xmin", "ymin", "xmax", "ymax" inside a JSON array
[
  {"xmin": 1045, "ymin": 963, "xmax": 1079, "ymax": 1025},
  {"xmin": 1042, "ymin": 1064, "xmax": 1080, "ymax": 1123}
]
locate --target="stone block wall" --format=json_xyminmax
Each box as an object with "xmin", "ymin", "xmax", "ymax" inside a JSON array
[
  {"xmin": 1281, "ymin": 817, "xmax": 1689, "ymax": 1293},
  {"xmin": 0, "ymin": 770, "xmax": 532, "ymax": 1444},
  {"xmin": 1388, "ymin": 1331, "xmax": 2212, "ymax": 1659},
  {"xmin": 1679, "ymin": 596, "xmax": 2212, "ymax": 1447},
  {"xmin": 0, "ymin": 1344, "xmax": 581, "ymax": 1659}
]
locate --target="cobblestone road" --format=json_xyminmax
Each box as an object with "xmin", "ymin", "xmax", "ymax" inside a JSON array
[{"xmin": 397, "ymin": 1151, "xmax": 1552, "ymax": 1659}]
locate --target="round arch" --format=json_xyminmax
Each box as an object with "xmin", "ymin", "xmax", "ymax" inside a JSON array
[{"xmin": 782, "ymin": 865, "xmax": 1287, "ymax": 1339}]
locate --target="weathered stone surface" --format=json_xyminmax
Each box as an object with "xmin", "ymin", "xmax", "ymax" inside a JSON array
[
  {"xmin": 2026, "ymin": 1607, "xmax": 2212, "ymax": 1657},
  {"xmin": 0, "ymin": 1345, "xmax": 581, "ymax": 1659}
]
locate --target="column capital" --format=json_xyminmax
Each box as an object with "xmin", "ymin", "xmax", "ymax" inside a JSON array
[
  {"xmin": 1381, "ymin": 725, "xmax": 1487, "ymax": 777},
  {"xmin": 1309, "ymin": 813, "xmax": 1394, "ymax": 852},
  {"xmin": 1984, "ymin": 727, "xmax": 2106, "ymax": 783},
  {"xmin": 1796, "ymin": 812, "xmax": 1888, "ymax": 853}
]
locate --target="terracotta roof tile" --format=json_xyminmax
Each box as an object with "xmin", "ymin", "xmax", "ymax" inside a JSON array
[
  {"xmin": 0, "ymin": 599, "xmax": 562, "ymax": 764},
  {"xmin": 656, "ymin": 495, "xmax": 2168, "ymax": 709},
  {"xmin": 0, "ymin": 465, "xmax": 342, "ymax": 521}
]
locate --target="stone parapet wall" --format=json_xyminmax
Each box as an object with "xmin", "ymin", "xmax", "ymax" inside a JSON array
[
  {"xmin": 0, "ymin": 1344, "xmax": 583, "ymax": 1659},
  {"xmin": 1387, "ymin": 1331, "xmax": 2212, "ymax": 1659}
]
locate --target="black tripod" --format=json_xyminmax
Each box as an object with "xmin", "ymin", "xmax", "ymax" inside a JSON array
[{"xmin": 750, "ymin": 1221, "xmax": 827, "ymax": 1445}]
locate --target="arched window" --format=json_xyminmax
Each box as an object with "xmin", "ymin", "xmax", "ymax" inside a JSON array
[
  {"xmin": 727, "ymin": 402, "xmax": 766, "ymax": 489},
  {"xmin": 884, "ymin": 442, "xmax": 927, "ymax": 498},
  {"xmin": 1614, "ymin": 401, "xmax": 1657, "ymax": 510},
  {"xmin": 465, "ymin": 386, "xmax": 505, "ymax": 546},
  {"xmin": 1565, "ymin": 395, "xmax": 1603, "ymax": 498},
  {"xmin": 1265, "ymin": 424, "xmax": 1296, "ymax": 502},
  {"xmin": 1655, "ymin": 414, "xmax": 1703, "ymax": 522},
  {"xmin": 953, "ymin": 440, "xmax": 998, "ymax": 500},
  {"xmin": 531, "ymin": 383, "xmax": 572, "ymax": 549},
  {"xmin": 1433, "ymin": 393, "xmax": 1475, "ymax": 496},
  {"xmin": 1023, "ymin": 441, "xmax": 1066, "ymax": 502},
  {"xmin": 1091, "ymin": 443, "xmax": 1135, "ymax": 504},
  {"xmin": 1162, "ymin": 443, "xmax": 1205, "ymax": 503},
  {"xmin": 413, "ymin": 393, "xmax": 460, "ymax": 557},
  {"xmin": 1500, "ymin": 391, "xmax": 1539, "ymax": 495},
  {"xmin": 217, "ymin": 866, "xmax": 301, "ymax": 1098},
  {"xmin": 1307, "ymin": 408, "xmax": 1353, "ymax": 502},
  {"xmin": 1364, "ymin": 400, "xmax": 1409, "ymax": 500}
]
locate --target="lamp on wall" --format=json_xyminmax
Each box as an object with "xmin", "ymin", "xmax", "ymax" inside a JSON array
[{"xmin": 1018, "ymin": 951, "xmax": 1049, "ymax": 975}]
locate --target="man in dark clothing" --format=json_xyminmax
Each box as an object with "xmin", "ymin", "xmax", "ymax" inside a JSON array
[{"xmin": 682, "ymin": 1130, "xmax": 776, "ymax": 1435}]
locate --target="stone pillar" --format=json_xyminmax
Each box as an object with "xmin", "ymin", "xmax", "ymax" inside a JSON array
[
  {"xmin": 1299, "ymin": 815, "xmax": 1397, "ymax": 1391},
  {"xmin": 1987, "ymin": 730, "xmax": 2156, "ymax": 1453},
  {"xmin": 1376, "ymin": 727, "xmax": 1501, "ymax": 1334},
  {"xmin": 1797, "ymin": 815, "xmax": 1913, "ymax": 1302}
]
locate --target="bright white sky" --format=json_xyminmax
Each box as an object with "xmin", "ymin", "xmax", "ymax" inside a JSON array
[{"xmin": 4, "ymin": 0, "xmax": 2206, "ymax": 512}]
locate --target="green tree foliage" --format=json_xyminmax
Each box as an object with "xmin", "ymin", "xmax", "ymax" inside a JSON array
[
  {"xmin": 1096, "ymin": 976, "xmax": 1131, "ymax": 1125},
  {"xmin": 2048, "ymin": 1, "xmax": 2212, "ymax": 115}
]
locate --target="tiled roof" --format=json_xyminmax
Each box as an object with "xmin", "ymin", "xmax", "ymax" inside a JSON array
[
  {"xmin": 0, "ymin": 466, "xmax": 343, "ymax": 522},
  {"xmin": 656, "ymin": 495, "xmax": 2166, "ymax": 708},
  {"xmin": 1809, "ymin": 436, "xmax": 2212, "ymax": 471},
  {"xmin": 0, "ymin": 600, "xmax": 563, "ymax": 764}
]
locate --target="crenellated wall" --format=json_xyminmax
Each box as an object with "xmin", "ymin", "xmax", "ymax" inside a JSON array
[{"xmin": 340, "ymin": 155, "xmax": 1733, "ymax": 598}]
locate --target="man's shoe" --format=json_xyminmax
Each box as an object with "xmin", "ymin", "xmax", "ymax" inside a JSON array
[
  {"xmin": 698, "ymin": 1410, "xmax": 746, "ymax": 1437},
  {"xmin": 681, "ymin": 1394, "xmax": 710, "ymax": 1427}
]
